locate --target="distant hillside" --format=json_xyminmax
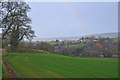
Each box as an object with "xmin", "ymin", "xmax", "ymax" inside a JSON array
[
  {"xmin": 84, "ymin": 32, "xmax": 119, "ymax": 38},
  {"xmin": 33, "ymin": 37, "xmax": 81, "ymax": 41},
  {"xmin": 33, "ymin": 32, "xmax": 119, "ymax": 41}
]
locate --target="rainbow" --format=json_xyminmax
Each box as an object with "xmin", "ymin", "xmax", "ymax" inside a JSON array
[{"xmin": 64, "ymin": 2, "xmax": 88, "ymax": 36}]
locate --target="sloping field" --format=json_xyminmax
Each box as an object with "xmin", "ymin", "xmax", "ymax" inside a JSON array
[
  {"xmin": 2, "ymin": 65, "xmax": 7, "ymax": 78},
  {"xmin": 4, "ymin": 53, "xmax": 118, "ymax": 78}
]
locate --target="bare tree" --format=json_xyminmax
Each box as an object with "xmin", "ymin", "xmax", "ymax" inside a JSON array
[{"xmin": 1, "ymin": 1, "xmax": 35, "ymax": 49}]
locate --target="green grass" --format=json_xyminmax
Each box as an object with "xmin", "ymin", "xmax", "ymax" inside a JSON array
[
  {"xmin": 5, "ymin": 53, "xmax": 118, "ymax": 78},
  {"xmin": 2, "ymin": 65, "xmax": 7, "ymax": 78},
  {"xmin": 0, "ymin": 56, "xmax": 2, "ymax": 79},
  {"xmin": 65, "ymin": 42, "xmax": 86, "ymax": 48},
  {"xmin": 2, "ymin": 54, "xmax": 8, "ymax": 78},
  {"xmin": 49, "ymin": 42, "xmax": 57, "ymax": 45},
  {"xmin": 32, "ymin": 49, "xmax": 44, "ymax": 51}
]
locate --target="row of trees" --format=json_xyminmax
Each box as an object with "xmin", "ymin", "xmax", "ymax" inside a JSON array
[
  {"xmin": 54, "ymin": 37, "xmax": 118, "ymax": 58},
  {"xmin": 8, "ymin": 36, "xmax": 118, "ymax": 58},
  {"xmin": 18, "ymin": 41, "xmax": 54, "ymax": 53}
]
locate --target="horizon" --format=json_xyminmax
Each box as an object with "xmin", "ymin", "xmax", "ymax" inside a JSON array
[
  {"xmin": 34, "ymin": 32, "xmax": 118, "ymax": 38},
  {"xmin": 32, "ymin": 32, "xmax": 118, "ymax": 41}
]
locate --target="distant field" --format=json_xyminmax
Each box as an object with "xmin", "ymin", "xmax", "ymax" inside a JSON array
[
  {"xmin": 32, "ymin": 49, "xmax": 44, "ymax": 51},
  {"xmin": 4, "ymin": 53, "xmax": 118, "ymax": 78},
  {"xmin": 49, "ymin": 42, "xmax": 57, "ymax": 45},
  {"xmin": 64, "ymin": 43, "xmax": 85, "ymax": 48}
]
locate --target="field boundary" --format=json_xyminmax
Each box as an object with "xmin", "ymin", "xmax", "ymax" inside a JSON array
[{"xmin": 2, "ymin": 55, "xmax": 24, "ymax": 78}]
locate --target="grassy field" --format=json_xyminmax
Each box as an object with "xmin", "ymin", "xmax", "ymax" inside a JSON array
[
  {"xmin": 32, "ymin": 49, "xmax": 44, "ymax": 51},
  {"xmin": 4, "ymin": 53, "xmax": 118, "ymax": 78},
  {"xmin": 2, "ymin": 65, "xmax": 7, "ymax": 78},
  {"xmin": 2, "ymin": 54, "xmax": 9, "ymax": 78},
  {"xmin": 64, "ymin": 42, "xmax": 86, "ymax": 48}
]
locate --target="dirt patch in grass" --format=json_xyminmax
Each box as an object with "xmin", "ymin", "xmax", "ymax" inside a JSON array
[
  {"xmin": 2, "ymin": 55, "xmax": 24, "ymax": 78},
  {"xmin": 2, "ymin": 59, "xmax": 17, "ymax": 78}
]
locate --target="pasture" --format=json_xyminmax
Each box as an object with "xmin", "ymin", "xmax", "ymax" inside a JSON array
[
  {"xmin": 2, "ymin": 65, "xmax": 7, "ymax": 78},
  {"xmin": 3, "ymin": 53, "xmax": 118, "ymax": 78}
]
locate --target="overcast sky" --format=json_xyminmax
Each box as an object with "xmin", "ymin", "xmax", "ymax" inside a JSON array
[{"xmin": 27, "ymin": 2, "xmax": 118, "ymax": 38}]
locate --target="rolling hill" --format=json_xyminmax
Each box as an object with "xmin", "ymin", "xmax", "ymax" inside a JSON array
[{"xmin": 33, "ymin": 32, "xmax": 119, "ymax": 41}]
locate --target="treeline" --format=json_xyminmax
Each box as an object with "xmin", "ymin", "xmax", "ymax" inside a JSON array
[
  {"xmin": 6, "ymin": 41, "xmax": 54, "ymax": 53},
  {"xmin": 52, "ymin": 36, "xmax": 119, "ymax": 58},
  {"xmin": 6, "ymin": 36, "xmax": 119, "ymax": 58}
]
